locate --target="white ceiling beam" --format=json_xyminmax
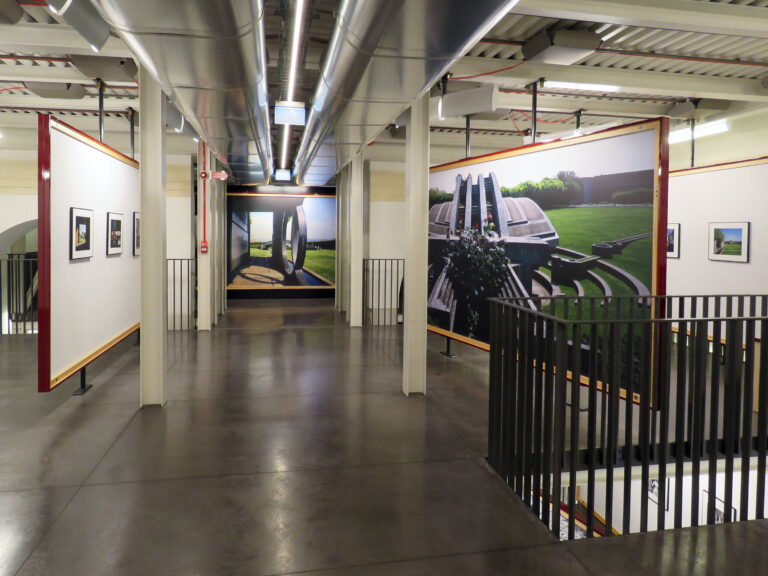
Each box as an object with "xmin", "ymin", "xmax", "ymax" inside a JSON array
[
  {"xmin": 513, "ymin": 0, "xmax": 768, "ymax": 40},
  {"xmin": 0, "ymin": 23, "xmax": 132, "ymax": 58},
  {"xmin": 495, "ymin": 91, "xmax": 675, "ymax": 118},
  {"xmin": 0, "ymin": 64, "xmax": 93, "ymax": 84},
  {"xmin": 452, "ymin": 57, "xmax": 768, "ymax": 103},
  {"xmin": 0, "ymin": 94, "xmax": 135, "ymax": 111},
  {"xmin": 0, "ymin": 63, "xmax": 135, "ymax": 86}
]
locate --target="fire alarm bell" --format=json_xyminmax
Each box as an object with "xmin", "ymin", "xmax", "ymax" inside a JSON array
[
  {"xmin": 200, "ymin": 171, "xmax": 209, "ymax": 180},
  {"xmin": 200, "ymin": 240, "xmax": 208, "ymax": 254}
]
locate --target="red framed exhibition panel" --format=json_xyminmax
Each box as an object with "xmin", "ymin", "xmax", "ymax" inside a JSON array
[
  {"xmin": 37, "ymin": 113, "xmax": 140, "ymax": 393},
  {"xmin": 427, "ymin": 117, "xmax": 670, "ymax": 348}
]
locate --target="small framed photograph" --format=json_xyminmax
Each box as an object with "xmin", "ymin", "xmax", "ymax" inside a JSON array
[
  {"xmin": 133, "ymin": 212, "xmax": 141, "ymax": 256},
  {"xmin": 107, "ymin": 212, "xmax": 123, "ymax": 256},
  {"xmin": 70, "ymin": 207, "xmax": 93, "ymax": 260},
  {"xmin": 667, "ymin": 223, "xmax": 680, "ymax": 259},
  {"xmin": 709, "ymin": 222, "xmax": 749, "ymax": 263},
  {"xmin": 648, "ymin": 477, "xmax": 670, "ymax": 511}
]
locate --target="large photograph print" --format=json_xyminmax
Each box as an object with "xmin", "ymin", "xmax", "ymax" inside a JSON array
[
  {"xmin": 227, "ymin": 193, "xmax": 336, "ymax": 291},
  {"xmin": 428, "ymin": 121, "xmax": 665, "ymax": 343}
]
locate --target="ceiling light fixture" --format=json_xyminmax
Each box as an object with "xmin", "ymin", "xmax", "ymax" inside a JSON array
[
  {"xmin": 281, "ymin": 0, "xmax": 307, "ymax": 171},
  {"xmin": 280, "ymin": 125, "xmax": 291, "ymax": 171},
  {"xmin": 545, "ymin": 80, "xmax": 621, "ymax": 93},
  {"xmin": 47, "ymin": 0, "xmax": 74, "ymax": 16},
  {"xmin": 668, "ymin": 119, "xmax": 729, "ymax": 144}
]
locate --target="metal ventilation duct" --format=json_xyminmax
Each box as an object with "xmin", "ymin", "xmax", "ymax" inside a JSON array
[
  {"xmin": 0, "ymin": 0, "xmax": 23, "ymax": 24},
  {"xmin": 294, "ymin": 0, "xmax": 520, "ymax": 186},
  {"xmin": 69, "ymin": 55, "xmax": 138, "ymax": 83},
  {"xmin": 24, "ymin": 82, "xmax": 87, "ymax": 99},
  {"xmin": 91, "ymin": 0, "xmax": 273, "ymax": 184},
  {"xmin": 522, "ymin": 29, "xmax": 601, "ymax": 65}
]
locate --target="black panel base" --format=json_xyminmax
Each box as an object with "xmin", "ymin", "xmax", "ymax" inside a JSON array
[{"xmin": 72, "ymin": 384, "xmax": 93, "ymax": 396}]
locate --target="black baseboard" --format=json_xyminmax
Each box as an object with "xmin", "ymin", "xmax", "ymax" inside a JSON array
[{"xmin": 227, "ymin": 288, "xmax": 335, "ymax": 300}]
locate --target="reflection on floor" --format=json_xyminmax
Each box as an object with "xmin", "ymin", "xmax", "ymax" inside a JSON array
[
  {"xmin": 228, "ymin": 256, "xmax": 333, "ymax": 289},
  {"xmin": 0, "ymin": 299, "xmax": 766, "ymax": 575}
]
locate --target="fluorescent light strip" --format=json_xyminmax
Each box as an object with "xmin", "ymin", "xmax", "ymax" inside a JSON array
[
  {"xmin": 280, "ymin": 125, "xmax": 291, "ymax": 170},
  {"xmin": 281, "ymin": 0, "xmax": 306, "ymax": 174},
  {"xmin": 49, "ymin": 0, "xmax": 74, "ymax": 16},
  {"xmin": 545, "ymin": 80, "xmax": 620, "ymax": 93},
  {"xmin": 286, "ymin": 0, "xmax": 306, "ymax": 102},
  {"xmin": 668, "ymin": 119, "xmax": 729, "ymax": 144}
]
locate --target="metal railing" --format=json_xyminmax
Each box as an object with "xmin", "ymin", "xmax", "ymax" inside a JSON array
[
  {"xmin": 362, "ymin": 258, "xmax": 404, "ymax": 326},
  {"xmin": 0, "ymin": 254, "xmax": 38, "ymax": 335},
  {"xmin": 167, "ymin": 258, "xmax": 197, "ymax": 331},
  {"xmin": 488, "ymin": 294, "xmax": 768, "ymax": 540}
]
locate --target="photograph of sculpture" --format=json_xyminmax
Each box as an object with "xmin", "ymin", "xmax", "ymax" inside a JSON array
[
  {"xmin": 106, "ymin": 212, "xmax": 123, "ymax": 255},
  {"xmin": 667, "ymin": 223, "xmax": 680, "ymax": 259},
  {"xmin": 709, "ymin": 222, "xmax": 749, "ymax": 263},
  {"xmin": 227, "ymin": 193, "xmax": 336, "ymax": 291},
  {"xmin": 133, "ymin": 212, "xmax": 141, "ymax": 256},
  {"xmin": 69, "ymin": 207, "xmax": 93, "ymax": 260},
  {"xmin": 428, "ymin": 123, "xmax": 661, "ymax": 343}
]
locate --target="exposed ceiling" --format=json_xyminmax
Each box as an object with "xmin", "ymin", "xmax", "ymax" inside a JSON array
[
  {"xmin": 429, "ymin": 0, "xmax": 768, "ymax": 146},
  {"xmin": 2, "ymin": 0, "xmax": 768, "ymax": 176}
]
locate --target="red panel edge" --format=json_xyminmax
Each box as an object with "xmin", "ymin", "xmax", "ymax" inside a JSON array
[
  {"xmin": 656, "ymin": 117, "xmax": 670, "ymax": 300},
  {"xmin": 37, "ymin": 113, "xmax": 52, "ymax": 393}
]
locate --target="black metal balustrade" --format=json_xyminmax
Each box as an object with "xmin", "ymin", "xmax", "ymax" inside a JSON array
[
  {"xmin": 362, "ymin": 258, "xmax": 405, "ymax": 326},
  {"xmin": 488, "ymin": 294, "xmax": 768, "ymax": 540},
  {"xmin": 0, "ymin": 254, "xmax": 38, "ymax": 335},
  {"xmin": 167, "ymin": 258, "xmax": 197, "ymax": 331}
]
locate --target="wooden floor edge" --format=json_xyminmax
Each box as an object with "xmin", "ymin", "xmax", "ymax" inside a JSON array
[
  {"xmin": 49, "ymin": 323, "xmax": 140, "ymax": 389},
  {"xmin": 427, "ymin": 325, "xmax": 491, "ymax": 351}
]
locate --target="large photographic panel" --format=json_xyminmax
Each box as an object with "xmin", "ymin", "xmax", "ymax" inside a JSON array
[
  {"xmin": 227, "ymin": 191, "xmax": 336, "ymax": 292},
  {"xmin": 428, "ymin": 120, "xmax": 667, "ymax": 344}
]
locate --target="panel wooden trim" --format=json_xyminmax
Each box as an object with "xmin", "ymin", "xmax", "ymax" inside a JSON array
[
  {"xmin": 49, "ymin": 323, "xmax": 140, "ymax": 390},
  {"xmin": 427, "ymin": 324, "xmax": 491, "ymax": 351},
  {"xmin": 50, "ymin": 117, "xmax": 139, "ymax": 169},
  {"xmin": 670, "ymin": 155, "xmax": 768, "ymax": 177}
]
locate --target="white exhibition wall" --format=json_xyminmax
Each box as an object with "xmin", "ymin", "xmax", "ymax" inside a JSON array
[
  {"xmin": 48, "ymin": 124, "xmax": 140, "ymax": 385},
  {"xmin": 369, "ymin": 164, "xmax": 408, "ymax": 260},
  {"xmin": 667, "ymin": 160, "xmax": 768, "ymax": 297}
]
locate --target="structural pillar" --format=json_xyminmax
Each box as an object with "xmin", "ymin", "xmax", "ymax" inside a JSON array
[
  {"xmin": 197, "ymin": 141, "xmax": 214, "ymax": 331},
  {"xmin": 403, "ymin": 93, "xmax": 430, "ymax": 396},
  {"xmin": 340, "ymin": 165, "xmax": 351, "ymax": 315},
  {"xmin": 348, "ymin": 153, "xmax": 365, "ymax": 327},
  {"xmin": 139, "ymin": 67, "xmax": 167, "ymax": 406}
]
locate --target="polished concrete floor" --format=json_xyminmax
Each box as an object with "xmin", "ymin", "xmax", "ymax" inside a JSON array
[{"xmin": 0, "ymin": 299, "xmax": 767, "ymax": 575}]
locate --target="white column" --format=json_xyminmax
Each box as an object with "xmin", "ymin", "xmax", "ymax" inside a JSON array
[
  {"xmin": 139, "ymin": 67, "xmax": 167, "ymax": 406},
  {"xmin": 339, "ymin": 166, "xmax": 349, "ymax": 315},
  {"xmin": 335, "ymin": 168, "xmax": 343, "ymax": 311},
  {"xmin": 197, "ymin": 142, "xmax": 213, "ymax": 331},
  {"xmin": 348, "ymin": 154, "xmax": 365, "ymax": 327},
  {"xmin": 221, "ymin": 181, "xmax": 228, "ymax": 312},
  {"xmin": 212, "ymin": 172, "xmax": 220, "ymax": 323},
  {"xmin": 403, "ymin": 93, "xmax": 430, "ymax": 396}
]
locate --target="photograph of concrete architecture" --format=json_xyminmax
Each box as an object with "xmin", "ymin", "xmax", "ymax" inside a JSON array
[
  {"xmin": 4, "ymin": 1, "xmax": 768, "ymax": 574},
  {"xmin": 709, "ymin": 222, "xmax": 750, "ymax": 262},
  {"xmin": 428, "ymin": 125, "xmax": 660, "ymax": 342},
  {"xmin": 227, "ymin": 192, "xmax": 336, "ymax": 294}
]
